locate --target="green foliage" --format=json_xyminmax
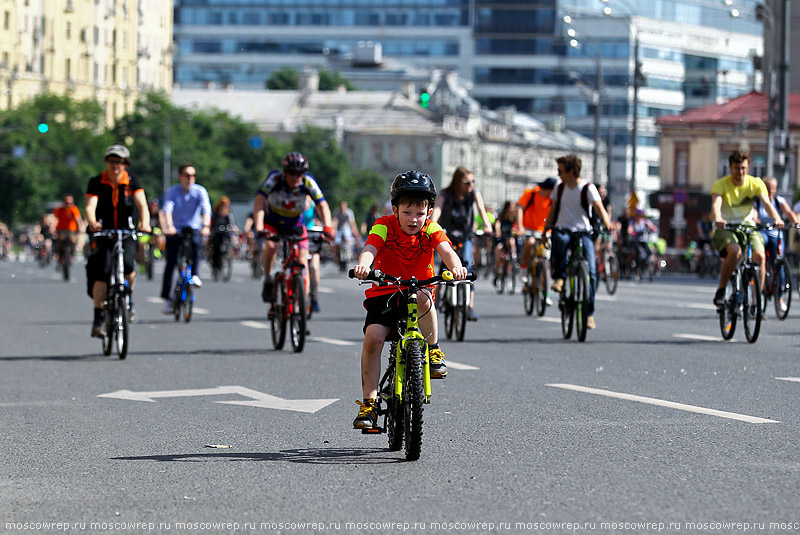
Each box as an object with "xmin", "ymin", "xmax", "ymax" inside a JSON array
[
  {"xmin": 266, "ymin": 67, "xmax": 300, "ymax": 90},
  {"xmin": 318, "ymin": 69, "xmax": 356, "ymax": 91}
]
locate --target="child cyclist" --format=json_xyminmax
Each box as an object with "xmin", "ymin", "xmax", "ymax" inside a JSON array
[{"xmin": 351, "ymin": 171, "xmax": 468, "ymax": 430}]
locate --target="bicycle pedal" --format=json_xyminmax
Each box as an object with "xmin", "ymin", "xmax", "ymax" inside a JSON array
[{"xmin": 361, "ymin": 427, "xmax": 382, "ymax": 434}]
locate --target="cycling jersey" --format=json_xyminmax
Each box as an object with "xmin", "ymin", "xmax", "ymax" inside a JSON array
[
  {"xmin": 54, "ymin": 205, "xmax": 81, "ymax": 232},
  {"xmin": 86, "ymin": 170, "xmax": 143, "ymax": 229},
  {"xmin": 257, "ymin": 170, "xmax": 326, "ymax": 229},
  {"xmin": 363, "ymin": 215, "xmax": 449, "ymax": 298},
  {"xmin": 711, "ymin": 174, "xmax": 766, "ymax": 223}
]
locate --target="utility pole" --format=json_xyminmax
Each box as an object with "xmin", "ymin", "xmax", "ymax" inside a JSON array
[
  {"xmin": 777, "ymin": 0, "xmax": 791, "ymax": 192},
  {"xmin": 593, "ymin": 52, "xmax": 603, "ymax": 184},
  {"xmin": 630, "ymin": 36, "xmax": 640, "ymax": 198}
]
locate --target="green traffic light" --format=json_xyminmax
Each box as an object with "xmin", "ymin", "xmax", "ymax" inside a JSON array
[
  {"xmin": 420, "ymin": 92, "xmax": 430, "ymax": 108},
  {"xmin": 37, "ymin": 123, "xmax": 49, "ymax": 134}
]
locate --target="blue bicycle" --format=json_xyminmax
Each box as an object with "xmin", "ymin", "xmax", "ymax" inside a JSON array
[{"xmin": 171, "ymin": 227, "xmax": 197, "ymax": 323}]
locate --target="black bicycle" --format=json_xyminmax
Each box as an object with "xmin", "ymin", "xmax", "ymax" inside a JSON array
[
  {"xmin": 210, "ymin": 224, "xmax": 234, "ymax": 282},
  {"xmin": 718, "ymin": 224, "xmax": 763, "ymax": 343},
  {"xmin": 92, "ymin": 229, "xmax": 142, "ymax": 359},
  {"xmin": 554, "ymin": 228, "xmax": 593, "ymax": 342},
  {"xmin": 760, "ymin": 224, "xmax": 793, "ymax": 320}
]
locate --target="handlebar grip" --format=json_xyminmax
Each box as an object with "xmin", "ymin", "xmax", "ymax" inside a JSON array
[
  {"xmin": 348, "ymin": 268, "xmax": 356, "ymax": 279},
  {"xmin": 466, "ymin": 271, "xmax": 478, "ymax": 282}
]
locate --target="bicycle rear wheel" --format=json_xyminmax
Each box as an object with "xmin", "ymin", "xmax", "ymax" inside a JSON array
[
  {"xmin": 575, "ymin": 262, "xmax": 590, "ymax": 342},
  {"xmin": 535, "ymin": 262, "xmax": 549, "ymax": 317},
  {"xmin": 270, "ymin": 278, "xmax": 287, "ymax": 350},
  {"xmin": 560, "ymin": 275, "xmax": 574, "ymax": 339},
  {"xmin": 743, "ymin": 268, "xmax": 761, "ymax": 343},
  {"xmin": 102, "ymin": 305, "xmax": 113, "ymax": 356},
  {"xmin": 605, "ymin": 254, "xmax": 619, "ymax": 295},
  {"xmin": 222, "ymin": 252, "xmax": 233, "ymax": 282},
  {"xmin": 773, "ymin": 258, "xmax": 792, "ymax": 320},
  {"xmin": 719, "ymin": 274, "xmax": 737, "ymax": 340},
  {"xmin": 454, "ymin": 283, "xmax": 468, "ymax": 341},
  {"xmin": 289, "ymin": 274, "xmax": 306, "ymax": 353},
  {"xmin": 115, "ymin": 292, "xmax": 129, "ymax": 359},
  {"xmin": 506, "ymin": 265, "xmax": 517, "ymax": 295},
  {"xmin": 403, "ymin": 340, "xmax": 425, "ymax": 461}
]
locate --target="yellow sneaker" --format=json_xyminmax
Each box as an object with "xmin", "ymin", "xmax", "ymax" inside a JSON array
[
  {"xmin": 429, "ymin": 347, "xmax": 448, "ymax": 379},
  {"xmin": 551, "ymin": 278, "xmax": 564, "ymax": 293},
  {"xmin": 353, "ymin": 399, "xmax": 378, "ymax": 429}
]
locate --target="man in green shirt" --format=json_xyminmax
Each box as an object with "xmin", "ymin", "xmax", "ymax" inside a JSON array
[{"xmin": 711, "ymin": 150, "xmax": 783, "ymax": 306}]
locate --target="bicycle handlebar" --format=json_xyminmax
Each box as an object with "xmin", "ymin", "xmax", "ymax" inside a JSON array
[
  {"xmin": 348, "ymin": 269, "xmax": 477, "ymax": 287},
  {"xmin": 552, "ymin": 227, "xmax": 595, "ymax": 237},
  {"xmin": 92, "ymin": 229, "xmax": 149, "ymax": 239}
]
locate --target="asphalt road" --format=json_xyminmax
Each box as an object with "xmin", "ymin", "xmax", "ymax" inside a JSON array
[{"xmin": 2, "ymin": 257, "xmax": 800, "ymax": 535}]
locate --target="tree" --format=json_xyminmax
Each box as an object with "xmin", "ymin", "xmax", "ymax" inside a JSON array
[
  {"xmin": 318, "ymin": 69, "xmax": 356, "ymax": 91},
  {"xmin": 266, "ymin": 67, "xmax": 299, "ymax": 90}
]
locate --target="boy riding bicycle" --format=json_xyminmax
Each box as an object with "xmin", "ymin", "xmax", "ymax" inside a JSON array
[{"xmin": 351, "ymin": 171, "xmax": 468, "ymax": 429}]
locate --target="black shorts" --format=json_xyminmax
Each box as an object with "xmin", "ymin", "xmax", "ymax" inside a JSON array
[
  {"xmin": 362, "ymin": 289, "xmax": 433, "ymax": 339},
  {"xmin": 86, "ymin": 236, "xmax": 137, "ymax": 296}
]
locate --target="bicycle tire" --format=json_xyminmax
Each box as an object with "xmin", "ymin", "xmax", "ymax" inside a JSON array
[
  {"xmin": 62, "ymin": 260, "xmax": 70, "ymax": 281},
  {"xmin": 307, "ymin": 266, "xmax": 317, "ymax": 320},
  {"xmin": 290, "ymin": 274, "xmax": 306, "ymax": 353},
  {"xmin": 774, "ymin": 258, "xmax": 792, "ymax": 320},
  {"xmin": 454, "ymin": 283, "xmax": 468, "ymax": 341},
  {"xmin": 173, "ymin": 284, "xmax": 182, "ymax": 322},
  {"xmin": 495, "ymin": 270, "xmax": 505, "ymax": 294},
  {"xmin": 605, "ymin": 254, "xmax": 619, "ymax": 295},
  {"xmin": 506, "ymin": 265, "xmax": 517, "ymax": 295},
  {"xmin": 719, "ymin": 274, "xmax": 737, "ymax": 340},
  {"xmin": 535, "ymin": 262, "xmax": 548, "ymax": 317},
  {"xmin": 102, "ymin": 305, "xmax": 113, "ymax": 356},
  {"xmin": 560, "ymin": 275, "xmax": 574, "ymax": 339},
  {"xmin": 575, "ymin": 262, "xmax": 590, "ymax": 342},
  {"xmin": 523, "ymin": 268, "xmax": 535, "ymax": 316},
  {"xmin": 184, "ymin": 285, "xmax": 193, "ymax": 323},
  {"xmin": 386, "ymin": 346, "xmax": 403, "ymax": 451},
  {"xmin": 743, "ymin": 268, "xmax": 761, "ymax": 343},
  {"xmin": 443, "ymin": 285, "xmax": 454, "ymax": 339},
  {"xmin": 270, "ymin": 277, "xmax": 287, "ymax": 350},
  {"xmin": 403, "ymin": 340, "xmax": 425, "ymax": 461},
  {"xmin": 115, "ymin": 292, "xmax": 129, "ymax": 359}
]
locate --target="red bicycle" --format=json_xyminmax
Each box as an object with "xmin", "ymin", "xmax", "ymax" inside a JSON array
[{"xmin": 266, "ymin": 232, "xmax": 308, "ymax": 352}]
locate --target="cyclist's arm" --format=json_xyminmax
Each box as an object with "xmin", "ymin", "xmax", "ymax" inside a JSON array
[
  {"xmin": 543, "ymin": 199, "xmax": 557, "ymax": 231},
  {"xmin": 760, "ymin": 191, "xmax": 784, "ymax": 228},
  {"xmin": 253, "ymin": 195, "xmax": 268, "ymax": 232},
  {"xmin": 592, "ymin": 200, "xmax": 613, "ymax": 231},
  {"xmin": 436, "ymin": 241, "xmax": 467, "ymax": 280},
  {"xmin": 353, "ymin": 244, "xmax": 377, "ymax": 279},
  {"xmin": 778, "ymin": 199, "xmax": 800, "ymax": 225},
  {"xmin": 474, "ymin": 190, "xmax": 493, "ymax": 235},
  {"xmin": 711, "ymin": 194, "xmax": 725, "ymax": 228},
  {"xmin": 515, "ymin": 205, "xmax": 525, "ymax": 233},
  {"xmin": 134, "ymin": 190, "xmax": 151, "ymax": 233},
  {"xmin": 85, "ymin": 195, "xmax": 101, "ymax": 232},
  {"xmin": 316, "ymin": 199, "xmax": 334, "ymax": 236}
]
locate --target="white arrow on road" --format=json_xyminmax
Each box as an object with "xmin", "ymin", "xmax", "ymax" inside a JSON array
[{"xmin": 97, "ymin": 386, "xmax": 338, "ymax": 414}]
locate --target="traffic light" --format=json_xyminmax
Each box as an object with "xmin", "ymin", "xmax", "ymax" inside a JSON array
[
  {"xmin": 37, "ymin": 113, "xmax": 49, "ymax": 134},
  {"xmin": 419, "ymin": 91, "xmax": 430, "ymax": 109}
]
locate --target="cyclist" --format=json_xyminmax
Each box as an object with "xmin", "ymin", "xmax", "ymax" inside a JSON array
[
  {"xmin": 137, "ymin": 199, "xmax": 164, "ymax": 272},
  {"xmin": 160, "ymin": 164, "xmax": 211, "ymax": 314},
  {"xmin": 754, "ymin": 177, "xmax": 799, "ymax": 271},
  {"xmin": 333, "ymin": 200, "xmax": 361, "ymax": 268},
  {"xmin": 627, "ymin": 209, "xmax": 658, "ymax": 269},
  {"xmin": 351, "ymin": 171, "xmax": 468, "ymax": 429},
  {"xmin": 253, "ymin": 152, "xmax": 334, "ymax": 303},
  {"xmin": 545, "ymin": 155, "xmax": 612, "ymax": 330},
  {"xmin": 493, "ymin": 201, "xmax": 519, "ymax": 284},
  {"xmin": 432, "ymin": 166, "xmax": 493, "ymax": 321},
  {"xmin": 209, "ymin": 196, "xmax": 239, "ymax": 274},
  {"xmin": 303, "ymin": 196, "xmax": 323, "ymax": 313},
  {"xmin": 85, "ymin": 144, "xmax": 151, "ymax": 337},
  {"xmin": 53, "ymin": 195, "xmax": 84, "ymax": 266},
  {"xmin": 711, "ymin": 150, "xmax": 783, "ymax": 306},
  {"xmin": 516, "ymin": 177, "xmax": 555, "ymax": 303}
]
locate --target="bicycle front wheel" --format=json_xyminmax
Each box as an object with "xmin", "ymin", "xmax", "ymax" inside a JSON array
[
  {"xmin": 115, "ymin": 293, "xmax": 129, "ymax": 359},
  {"xmin": 184, "ymin": 285, "xmax": 193, "ymax": 323},
  {"xmin": 271, "ymin": 278, "xmax": 287, "ymax": 350},
  {"xmin": 403, "ymin": 340, "xmax": 425, "ymax": 461},
  {"xmin": 443, "ymin": 285, "xmax": 454, "ymax": 339},
  {"xmin": 535, "ymin": 262, "xmax": 549, "ymax": 317},
  {"xmin": 605, "ymin": 254, "xmax": 619, "ymax": 295},
  {"xmin": 719, "ymin": 274, "xmax": 737, "ymax": 340},
  {"xmin": 560, "ymin": 275, "xmax": 574, "ymax": 339},
  {"xmin": 289, "ymin": 274, "xmax": 306, "ymax": 353},
  {"xmin": 454, "ymin": 283, "xmax": 468, "ymax": 341},
  {"xmin": 743, "ymin": 268, "xmax": 762, "ymax": 343},
  {"xmin": 575, "ymin": 262, "xmax": 590, "ymax": 342},
  {"xmin": 102, "ymin": 305, "xmax": 113, "ymax": 356},
  {"xmin": 774, "ymin": 258, "xmax": 792, "ymax": 320},
  {"xmin": 523, "ymin": 268, "xmax": 535, "ymax": 316}
]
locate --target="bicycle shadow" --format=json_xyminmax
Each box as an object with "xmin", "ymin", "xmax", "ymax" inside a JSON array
[
  {"xmin": 112, "ymin": 447, "xmax": 404, "ymax": 465},
  {"xmin": 0, "ymin": 347, "xmax": 284, "ymax": 362}
]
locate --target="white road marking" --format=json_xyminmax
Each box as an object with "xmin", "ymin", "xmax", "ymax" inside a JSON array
[
  {"xmin": 98, "ymin": 385, "xmax": 338, "ymax": 413},
  {"xmin": 595, "ymin": 295, "xmax": 617, "ymax": 302},
  {"xmin": 547, "ymin": 383, "xmax": 779, "ymax": 424},
  {"xmin": 538, "ymin": 317, "xmax": 562, "ymax": 323},
  {"xmin": 446, "ymin": 360, "xmax": 480, "ymax": 371},
  {"xmin": 309, "ymin": 336, "xmax": 356, "ymax": 346},
  {"xmin": 146, "ymin": 297, "xmax": 163, "ymax": 304},
  {"xmin": 193, "ymin": 307, "xmax": 210, "ymax": 315},
  {"xmin": 317, "ymin": 286, "xmax": 335, "ymax": 294},
  {"xmin": 682, "ymin": 303, "xmax": 718, "ymax": 310},
  {"xmin": 241, "ymin": 320, "xmax": 268, "ymax": 329},
  {"xmin": 776, "ymin": 377, "xmax": 800, "ymax": 383},
  {"xmin": 673, "ymin": 333, "xmax": 731, "ymax": 342}
]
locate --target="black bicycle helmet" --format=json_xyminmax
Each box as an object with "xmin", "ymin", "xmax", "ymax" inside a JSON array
[
  {"xmin": 390, "ymin": 171, "xmax": 437, "ymax": 206},
  {"xmin": 282, "ymin": 152, "xmax": 309, "ymax": 174}
]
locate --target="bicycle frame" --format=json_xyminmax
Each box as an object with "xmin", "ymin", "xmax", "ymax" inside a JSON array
[{"xmin": 273, "ymin": 235, "xmax": 306, "ymax": 316}]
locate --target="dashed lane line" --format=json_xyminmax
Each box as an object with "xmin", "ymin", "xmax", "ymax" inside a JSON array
[
  {"xmin": 547, "ymin": 383, "xmax": 780, "ymax": 424},
  {"xmin": 673, "ymin": 333, "xmax": 731, "ymax": 342},
  {"xmin": 776, "ymin": 377, "xmax": 800, "ymax": 383}
]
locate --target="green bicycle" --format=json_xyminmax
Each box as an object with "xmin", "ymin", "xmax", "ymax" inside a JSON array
[{"xmin": 350, "ymin": 268, "xmax": 476, "ymax": 461}]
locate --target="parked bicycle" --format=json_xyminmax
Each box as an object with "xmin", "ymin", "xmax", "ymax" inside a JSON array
[
  {"xmin": 170, "ymin": 227, "xmax": 198, "ymax": 323},
  {"xmin": 555, "ymin": 228, "xmax": 593, "ymax": 342},
  {"xmin": 267, "ymin": 232, "xmax": 308, "ymax": 353},
  {"xmin": 718, "ymin": 224, "xmax": 763, "ymax": 343},
  {"xmin": 596, "ymin": 231, "xmax": 619, "ymax": 295},
  {"xmin": 761, "ymin": 224, "xmax": 793, "ymax": 320},
  {"xmin": 92, "ymin": 229, "xmax": 142, "ymax": 359},
  {"xmin": 522, "ymin": 232, "xmax": 550, "ymax": 317},
  {"xmin": 349, "ymin": 268, "xmax": 476, "ymax": 461}
]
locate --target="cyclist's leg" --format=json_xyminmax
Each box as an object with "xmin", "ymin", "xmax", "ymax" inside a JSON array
[
  {"xmin": 161, "ymin": 235, "xmax": 181, "ymax": 300},
  {"xmin": 750, "ymin": 232, "xmax": 766, "ymax": 291},
  {"xmin": 418, "ymin": 288, "xmax": 438, "ymax": 347},
  {"xmin": 520, "ymin": 236, "xmax": 535, "ymax": 273},
  {"xmin": 550, "ymin": 229, "xmax": 570, "ymax": 284},
  {"xmin": 189, "ymin": 230, "xmax": 202, "ymax": 281},
  {"xmin": 582, "ymin": 233, "xmax": 597, "ymax": 317}
]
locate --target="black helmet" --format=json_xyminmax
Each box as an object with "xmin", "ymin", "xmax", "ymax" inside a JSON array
[
  {"xmin": 390, "ymin": 171, "xmax": 437, "ymax": 206},
  {"xmin": 282, "ymin": 152, "xmax": 309, "ymax": 174},
  {"xmin": 539, "ymin": 177, "xmax": 557, "ymax": 190}
]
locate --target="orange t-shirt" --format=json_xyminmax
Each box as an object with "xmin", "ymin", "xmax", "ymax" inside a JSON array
[
  {"xmin": 517, "ymin": 186, "xmax": 551, "ymax": 232},
  {"xmin": 54, "ymin": 205, "xmax": 82, "ymax": 232},
  {"xmin": 364, "ymin": 215, "xmax": 450, "ymax": 298}
]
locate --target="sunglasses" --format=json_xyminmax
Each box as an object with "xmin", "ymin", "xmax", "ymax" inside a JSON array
[
  {"xmin": 182, "ymin": 173, "xmax": 197, "ymax": 178},
  {"xmin": 463, "ymin": 180, "xmax": 475, "ymax": 185},
  {"xmin": 106, "ymin": 158, "xmax": 126, "ymax": 165}
]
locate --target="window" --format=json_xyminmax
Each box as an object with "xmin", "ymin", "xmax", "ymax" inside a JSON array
[
  {"xmin": 3, "ymin": 11, "xmax": 9, "ymax": 30},
  {"xmin": 66, "ymin": 22, "xmax": 71, "ymax": 39},
  {"xmin": 65, "ymin": 58, "xmax": 71, "ymax": 79}
]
